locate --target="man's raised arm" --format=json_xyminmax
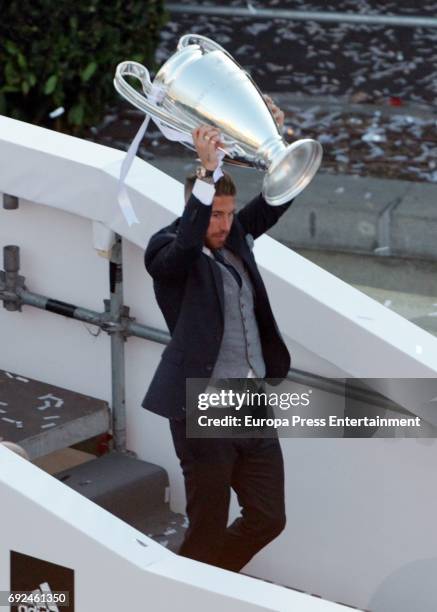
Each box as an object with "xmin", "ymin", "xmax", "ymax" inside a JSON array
[
  {"xmin": 237, "ymin": 193, "xmax": 294, "ymax": 240},
  {"xmin": 145, "ymin": 125, "xmax": 223, "ymax": 281}
]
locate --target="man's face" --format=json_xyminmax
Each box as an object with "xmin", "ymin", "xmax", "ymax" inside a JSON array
[{"xmin": 205, "ymin": 195, "xmax": 236, "ymax": 250}]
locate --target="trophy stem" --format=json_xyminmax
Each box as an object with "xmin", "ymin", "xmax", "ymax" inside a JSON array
[{"xmin": 259, "ymin": 136, "xmax": 287, "ymax": 169}]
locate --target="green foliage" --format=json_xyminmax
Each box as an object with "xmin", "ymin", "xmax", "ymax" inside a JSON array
[{"xmin": 0, "ymin": 0, "xmax": 167, "ymax": 133}]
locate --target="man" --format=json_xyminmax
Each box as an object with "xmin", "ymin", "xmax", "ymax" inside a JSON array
[{"xmin": 142, "ymin": 98, "xmax": 293, "ymax": 572}]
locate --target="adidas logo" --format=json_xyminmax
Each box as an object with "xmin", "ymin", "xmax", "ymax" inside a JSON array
[{"xmin": 18, "ymin": 582, "xmax": 60, "ymax": 612}]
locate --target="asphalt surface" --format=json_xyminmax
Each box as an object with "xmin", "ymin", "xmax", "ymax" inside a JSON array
[
  {"xmin": 91, "ymin": 2, "xmax": 437, "ymax": 184},
  {"xmin": 157, "ymin": 2, "xmax": 437, "ymax": 104}
]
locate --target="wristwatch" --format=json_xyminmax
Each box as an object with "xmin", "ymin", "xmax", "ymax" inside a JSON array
[{"xmin": 196, "ymin": 165, "xmax": 215, "ymax": 183}]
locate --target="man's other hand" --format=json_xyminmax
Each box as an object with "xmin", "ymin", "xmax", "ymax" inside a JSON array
[
  {"xmin": 192, "ymin": 125, "xmax": 223, "ymax": 171},
  {"xmin": 263, "ymin": 95, "xmax": 285, "ymax": 131}
]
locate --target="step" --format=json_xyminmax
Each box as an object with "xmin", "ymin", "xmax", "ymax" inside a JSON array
[
  {"xmin": 55, "ymin": 451, "xmax": 186, "ymax": 552},
  {"xmin": 0, "ymin": 369, "xmax": 110, "ymax": 460},
  {"xmin": 136, "ymin": 506, "xmax": 187, "ymax": 553},
  {"xmin": 33, "ymin": 447, "xmax": 96, "ymax": 475}
]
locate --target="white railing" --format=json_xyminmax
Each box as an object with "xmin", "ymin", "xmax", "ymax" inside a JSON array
[{"xmin": 0, "ymin": 446, "xmax": 341, "ymax": 611}]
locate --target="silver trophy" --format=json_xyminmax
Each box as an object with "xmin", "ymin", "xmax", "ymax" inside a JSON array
[{"xmin": 114, "ymin": 34, "xmax": 322, "ymax": 205}]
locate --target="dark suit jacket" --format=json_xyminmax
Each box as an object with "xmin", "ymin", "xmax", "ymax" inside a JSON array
[{"xmin": 142, "ymin": 191, "xmax": 293, "ymax": 419}]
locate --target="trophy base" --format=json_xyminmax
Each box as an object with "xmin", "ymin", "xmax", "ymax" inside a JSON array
[{"xmin": 262, "ymin": 139, "xmax": 323, "ymax": 206}]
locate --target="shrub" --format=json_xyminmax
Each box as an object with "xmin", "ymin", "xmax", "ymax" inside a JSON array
[{"xmin": 0, "ymin": 0, "xmax": 167, "ymax": 133}]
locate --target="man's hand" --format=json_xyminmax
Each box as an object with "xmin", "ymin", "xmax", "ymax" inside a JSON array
[
  {"xmin": 263, "ymin": 95, "xmax": 285, "ymax": 131},
  {"xmin": 192, "ymin": 125, "xmax": 223, "ymax": 171}
]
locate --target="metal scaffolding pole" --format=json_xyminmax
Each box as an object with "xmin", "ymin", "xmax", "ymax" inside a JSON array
[
  {"xmin": 0, "ymin": 245, "xmax": 170, "ymax": 343},
  {"xmin": 109, "ymin": 235, "xmax": 127, "ymax": 452},
  {"xmin": 166, "ymin": 4, "xmax": 437, "ymax": 28}
]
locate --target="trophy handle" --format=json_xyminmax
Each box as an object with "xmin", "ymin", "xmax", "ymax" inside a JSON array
[
  {"xmin": 113, "ymin": 61, "xmax": 194, "ymax": 137},
  {"xmin": 114, "ymin": 60, "xmax": 238, "ymax": 160},
  {"xmin": 177, "ymin": 34, "xmax": 231, "ymax": 57}
]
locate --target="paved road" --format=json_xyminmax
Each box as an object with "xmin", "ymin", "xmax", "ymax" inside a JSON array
[
  {"xmin": 157, "ymin": 2, "xmax": 437, "ymax": 105},
  {"xmin": 95, "ymin": 2, "xmax": 434, "ymax": 184},
  {"xmin": 94, "ymin": 2, "xmax": 437, "ymax": 184}
]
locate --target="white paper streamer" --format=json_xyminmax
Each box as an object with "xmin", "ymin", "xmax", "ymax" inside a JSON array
[
  {"xmin": 213, "ymin": 151, "xmax": 225, "ymax": 182},
  {"xmin": 117, "ymin": 114, "xmax": 150, "ymax": 226}
]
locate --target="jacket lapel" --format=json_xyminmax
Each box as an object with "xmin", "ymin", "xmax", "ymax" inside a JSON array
[
  {"xmin": 226, "ymin": 224, "xmax": 260, "ymax": 282},
  {"xmin": 203, "ymin": 247, "xmax": 225, "ymax": 318},
  {"xmin": 202, "ymin": 221, "xmax": 259, "ymax": 317}
]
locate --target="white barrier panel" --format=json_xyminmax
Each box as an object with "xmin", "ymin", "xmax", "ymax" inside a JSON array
[{"xmin": 0, "ymin": 446, "xmax": 345, "ymax": 611}]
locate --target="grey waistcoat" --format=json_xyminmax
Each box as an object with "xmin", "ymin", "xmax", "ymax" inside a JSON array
[{"xmin": 210, "ymin": 247, "xmax": 266, "ymax": 379}]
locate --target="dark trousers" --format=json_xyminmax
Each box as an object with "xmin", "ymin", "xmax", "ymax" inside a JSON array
[{"xmin": 169, "ymin": 418, "xmax": 286, "ymax": 572}]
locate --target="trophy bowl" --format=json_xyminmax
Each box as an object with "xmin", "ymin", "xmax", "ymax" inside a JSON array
[{"xmin": 114, "ymin": 34, "xmax": 322, "ymax": 205}]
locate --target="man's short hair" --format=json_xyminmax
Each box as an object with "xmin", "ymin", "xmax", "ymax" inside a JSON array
[{"xmin": 184, "ymin": 172, "xmax": 237, "ymax": 204}]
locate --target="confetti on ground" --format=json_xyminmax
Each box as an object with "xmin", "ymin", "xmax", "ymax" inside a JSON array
[
  {"xmin": 155, "ymin": 1, "xmax": 437, "ymax": 107},
  {"xmin": 92, "ymin": 2, "xmax": 437, "ymax": 184},
  {"xmin": 15, "ymin": 376, "xmax": 29, "ymax": 383},
  {"xmin": 40, "ymin": 422, "xmax": 56, "ymax": 429},
  {"xmin": 49, "ymin": 106, "xmax": 65, "ymax": 119},
  {"xmin": 163, "ymin": 527, "xmax": 177, "ymax": 536},
  {"xmin": 36, "ymin": 400, "xmax": 52, "ymax": 411}
]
